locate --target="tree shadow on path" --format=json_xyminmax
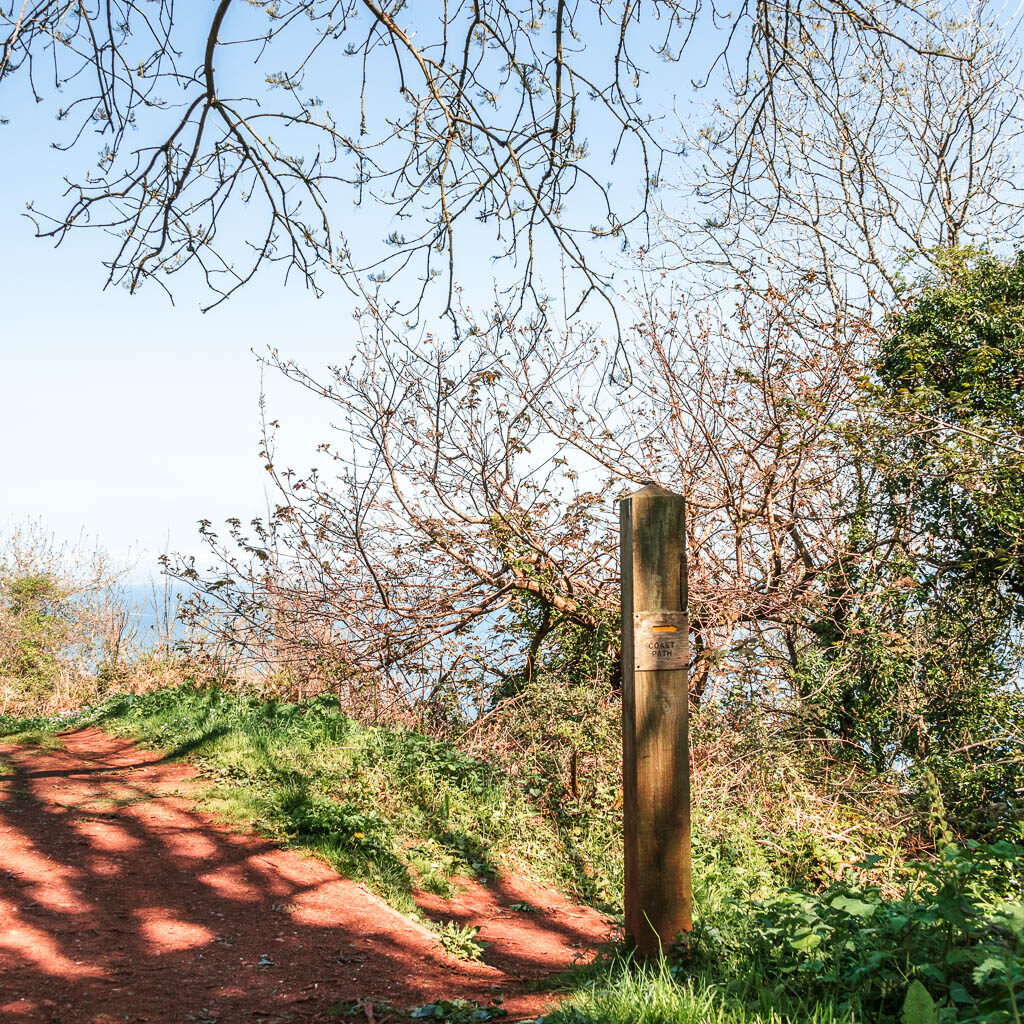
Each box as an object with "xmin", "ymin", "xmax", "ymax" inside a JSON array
[{"xmin": 0, "ymin": 729, "xmax": 611, "ymax": 1024}]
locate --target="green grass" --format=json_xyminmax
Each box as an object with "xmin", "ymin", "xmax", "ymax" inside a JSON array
[
  {"xmin": 0, "ymin": 710, "xmax": 69, "ymax": 747},
  {"xmin": 0, "ymin": 684, "xmax": 782, "ymax": 922},
  {"xmin": 5, "ymin": 684, "xmax": 1020, "ymax": 1023},
  {"xmin": 534, "ymin": 822, "xmax": 1024, "ymax": 1024},
  {"xmin": 1, "ymin": 684, "xmax": 579, "ymax": 916},
  {"xmin": 0, "ymin": 685, "xmax": 908, "ymax": 926},
  {"xmin": 540, "ymin": 956, "xmax": 855, "ymax": 1024},
  {"xmin": 541, "ymin": 832, "xmax": 1024, "ymax": 1024}
]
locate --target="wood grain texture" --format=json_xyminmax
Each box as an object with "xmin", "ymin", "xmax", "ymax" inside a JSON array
[{"xmin": 619, "ymin": 483, "xmax": 691, "ymax": 955}]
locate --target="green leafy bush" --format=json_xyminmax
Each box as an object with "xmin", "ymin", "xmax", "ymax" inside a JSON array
[
  {"xmin": 745, "ymin": 839, "xmax": 1024, "ymax": 1022},
  {"xmin": 0, "ymin": 572, "xmax": 72, "ymax": 704},
  {"xmin": 0, "ymin": 526, "xmax": 163, "ymax": 715},
  {"xmin": 433, "ymin": 919, "xmax": 490, "ymax": 962}
]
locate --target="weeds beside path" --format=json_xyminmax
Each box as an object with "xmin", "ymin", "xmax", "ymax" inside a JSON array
[{"xmin": 0, "ymin": 728, "xmax": 611, "ymax": 1023}]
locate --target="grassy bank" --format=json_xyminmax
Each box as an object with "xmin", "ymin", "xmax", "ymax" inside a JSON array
[
  {"xmin": 0, "ymin": 682, "xmax": 867, "ymax": 922},
  {"xmin": 2, "ymin": 683, "xmax": 583, "ymax": 915},
  {"xmin": 542, "ymin": 960, "xmax": 857, "ymax": 1024},
  {"xmin": 3, "ymin": 684, "xmax": 1021, "ymax": 1024}
]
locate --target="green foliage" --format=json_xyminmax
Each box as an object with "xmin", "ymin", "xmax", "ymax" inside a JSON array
[
  {"xmin": 0, "ymin": 529, "xmax": 159, "ymax": 716},
  {"xmin": 543, "ymin": 836, "xmax": 1022, "ymax": 1024},
  {"xmin": 787, "ymin": 251, "xmax": 1024, "ymax": 829},
  {"xmin": 433, "ymin": 919, "xmax": 490, "ymax": 961},
  {"xmin": 541, "ymin": 956, "xmax": 855, "ymax": 1024},
  {"xmin": 0, "ymin": 572, "xmax": 71, "ymax": 697},
  {"xmin": 487, "ymin": 599, "xmax": 625, "ymax": 908},
  {"xmin": 0, "ymin": 710, "xmax": 69, "ymax": 745},
  {"xmin": 792, "ymin": 556, "xmax": 1023, "ymax": 831},
  {"xmin": 879, "ymin": 246, "xmax": 1024, "ymax": 609},
  {"xmin": 742, "ymin": 838, "xmax": 1024, "ymax": 1023},
  {"xmin": 491, "ymin": 667, "xmax": 623, "ymax": 908},
  {"xmin": 902, "ymin": 981, "xmax": 938, "ymax": 1024}
]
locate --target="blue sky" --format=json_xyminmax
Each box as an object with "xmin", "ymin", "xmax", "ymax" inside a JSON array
[
  {"xmin": 0, "ymin": 225, "xmax": 344, "ymax": 578},
  {"xmin": 0, "ymin": 90, "xmax": 361, "ymax": 580},
  {"xmin": 3, "ymin": 3, "xmax": 1014, "ymax": 583},
  {"xmin": 0, "ymin": 5, "xmax": 687, "ymax": 581}
]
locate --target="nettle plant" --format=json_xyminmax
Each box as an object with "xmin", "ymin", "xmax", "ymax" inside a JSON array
[{"xmin": 744, "ymin": 835, "xmax": 1024, "ymax": 1023}]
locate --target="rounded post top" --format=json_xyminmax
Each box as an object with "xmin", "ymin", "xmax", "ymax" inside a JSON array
[{"xmin": 620, "ymin": 480, "xmax": 681, "ymax": 501}]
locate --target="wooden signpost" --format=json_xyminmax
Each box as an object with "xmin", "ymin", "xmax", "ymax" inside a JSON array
[{"xmin": 619, "ymin": 482, "xmax": 692, "ymax": 955}]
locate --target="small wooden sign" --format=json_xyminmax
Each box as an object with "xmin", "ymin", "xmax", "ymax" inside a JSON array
[{"xmin": 633, "ymin": 611, "xmax": 689, "ymax": 671}]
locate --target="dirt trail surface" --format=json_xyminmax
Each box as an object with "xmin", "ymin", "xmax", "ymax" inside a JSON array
[{"xmin": 0, "ymin": 729, "xmax": 611, "ymax": 1023}]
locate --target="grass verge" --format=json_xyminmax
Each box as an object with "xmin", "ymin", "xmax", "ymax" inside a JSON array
[
  {"xmin": 540, "ymin": 957, "xmax": 856, "ymax": 1024},
  {"xmin": 2, "ymin": 684, "xmax": 574, "ymax": 916},
  {"xmin": 4, "ymin": 684, "xmax": 1020, "ymax": 1024}
]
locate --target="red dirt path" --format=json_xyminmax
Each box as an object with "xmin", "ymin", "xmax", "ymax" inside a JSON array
[{"xmin": 0, "ymin": 729, "xmax": 612, "ymax": 1024}]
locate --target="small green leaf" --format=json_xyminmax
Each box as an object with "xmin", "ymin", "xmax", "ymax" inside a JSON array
[
  {"xmin": 902, "ymin": 980, "xmax": 938, "ymax": 1024},
  {"xmin": 830, "ymin": 895, "xmax": 877, "ymax": 918},
  {"xmin": 972, "ymin": 956, "xmax": 1008, "ymax": 984},
  {"xmin": 948, "ymin": 983, "xmax": 973, "ymax": 1005}
]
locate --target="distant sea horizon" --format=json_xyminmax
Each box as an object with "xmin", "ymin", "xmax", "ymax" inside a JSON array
[{"xmin": 118, "ymin": 580, "xmax": 191, "ymax": 645}]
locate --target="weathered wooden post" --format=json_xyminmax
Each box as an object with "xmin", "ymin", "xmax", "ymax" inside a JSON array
[{"xmin": 619, "ymin": 481, "xmax": 691, "ymax": 955}]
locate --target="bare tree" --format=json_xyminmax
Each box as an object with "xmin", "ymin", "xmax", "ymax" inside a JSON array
[
  {"xmin": 150, "ymin": 1, "xmax": 1024, "ymax": 801},
  {"xmin": 1, "ymin": 1, "xmax": 977, "ymax": 322},
  {"xmin": 664, "ymin": 3, "xmax": 1024, "ymax": 328},
  {"xmin": 174, "ymin": 308, "xmax": 620, "ymax": 715},
  {"xmin": 171, "ymin": 277, "xmax": 872, "ymax": 719}
]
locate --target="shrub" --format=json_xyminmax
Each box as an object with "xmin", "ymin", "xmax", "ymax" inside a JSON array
[{"xmin": 743, "ymin": 838, "xmax": 1024, "ymax": 1023}]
